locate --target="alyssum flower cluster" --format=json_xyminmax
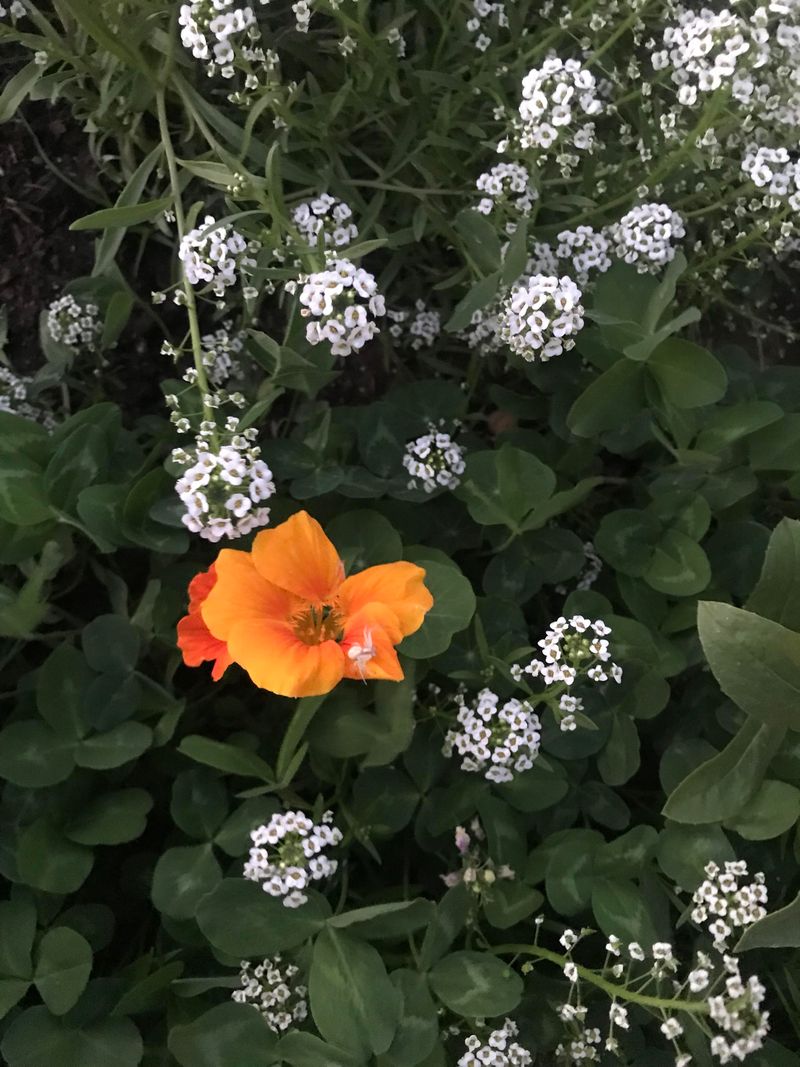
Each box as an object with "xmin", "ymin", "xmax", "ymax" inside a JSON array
[
  {"xmin": 243, "ymin": 809, "xmax": 342, "ymax": 908},
  {"xmin": 294, "ymin": 257, "xmax": 386, "ymax": 357}
]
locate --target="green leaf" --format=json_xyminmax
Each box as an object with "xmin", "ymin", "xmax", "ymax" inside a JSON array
[
  {"xmin": 277, "ymin": 1031, "xmax": 365, "ymax": 1067},
  {"xmin": 428, "ymin": 952, "xmax": 522, "ymax": 1018},
  {"xmin": 197, "ymin": 879, "xmax": 329, "ymax": 957},
  {"xmin": 75, "ymin": 722, "xmax": 152, "ymax": 769},
  {"xmin": 698, "ymin": 602, "xmax": 800, "ymax": 730},
  {"xmin": 384, "ymin": 969, "xmax": 439, "ymax": 1067},
  {"xmin": 724, "ymin": 780, "xmax": 800, "ymax": 840},
  {"xmin": 65, "ymin": 789, "xmax": 152, "ymax": 846},
  {"xmin": 151, "ymin": 845, "xmax": 222, "ymax": 921},
  {"xmin": 483, "ymin": 882, "xmax": 544, "ymax": 930},
  {"xmin": 0, "ymin": 721, "xmax": 75, "ymax": 787},
  {"xmin": 455, "ymin": 446, "xmax": 555, "ymax": 530},
  {"xmin": 749, "ymin": 414, "xmax": 800, "ymax": 471},
  {"xmin": 595, "ymin": 509, "xmax": 662, "ymax": 577},
  {"xmin": 214, "ymin": 797, "xmax": 281, "ymax": 857},
  {"xmin": 0, "ymin": 61, "xmax": 42, "ymax": 124},
  {"xmin": 597, "ymin": 715, "xmax": 640, "ymax": 787},
  {"xmin": 309, "ymin": 927, "xmax": 400, "ymax": 1057},
  {"xmin": 648, "ymin": 337, "xmax": 727, "ymax": 408},
  {"xmin": 36, "ymin": 644, "xmax": 93, "ymax": 738},
  {"xmin": 419, "ymin": 884, "xmax": 471, "ymax": 971},
  {"xmin": 168, "ymin": 1002, "xmax": 277, "ymax": 1067},
  {"xmin": 454, "ymin": 209, "xmax": 503, "ymax": 275},
  {"xmin": 747, "ymin": 518, "xmax": 800, "ymax": 631},
  {"xmin": 328, "ymin": 900, "xmax": 433, "ymax": 940},
  {"xmin": 663, "ymin": 718, "xmax": 785, "ymax": 824},
  {"xmin": 177, "ymin": 735, "xmax": 275, "ymax": 783},
  {"xmin": 82, "ymin": 615, "xmax": 140, "ymax": 674},
  {"xmin": 657, "ymin": 825, "xmax": 734, "ymax": 891},
  {"xmin": 326, "ymin": 511, "xmax": 402, "ymax": 572},
  {"xmin": 567, "ymin": 359, "xmax": 645, "ymax": 437},
  {"xmin": 17, "ymin": 820, "xmax": 94, "ymax": 893},
  {"xmin": 643, "ymin": 529, "xmax": 710, "ymax": 597},
  {"xmin": 545, "ymin": 830, "xmax": 604, "ymax": 916},
  {"xmin": 696, "ymin": 401, "xmax": 783, "ymax": 452},
  {"xmin": 399, "ymin": 559, "xmax": 475, "ymax": 659},
  {"xmin": 736, "ymin": 890, "xmax": 800, "ymax": 951},
  {"xmin": 34, "ymin": 928, "xmax": 92, "ymax": 1015},
  {"xmin": 0, "ymin": 979, "xmax": 31, "ymax": 1021},
  {"xmin": 170, "ymin": 769, "xmax": 229, "ymax": 841},
  {"xmin": 0, "ymin": 456, "xmax": 52, "ymax": 526},
  {"xmin": 591, "ymin": 879, "xmax": 659, "ymax": 946},
  {"xmin": 70, "ymin": 198, "xmax": 172, "ymax": 231},
  {"xmin": 0, "ymin": 898, "xmax": 35, "ymax": 981},
  {"xmin": 1, "ymin": 1007, "xmax": 142, "ymax": 1067},
  {"xmin": 444, "ymin": 272, "xmax": 501, "ymax": 333}
]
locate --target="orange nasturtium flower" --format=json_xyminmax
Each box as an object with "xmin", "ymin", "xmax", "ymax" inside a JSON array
[{"xmin": 176, "ymin": 510, "xmax": 433, "ymax": 698}]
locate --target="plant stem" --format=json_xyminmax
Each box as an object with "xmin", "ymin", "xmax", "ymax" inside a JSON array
[{"xmin": 491, "ymin": 943, "xmax": 711, "ymax": 1015}]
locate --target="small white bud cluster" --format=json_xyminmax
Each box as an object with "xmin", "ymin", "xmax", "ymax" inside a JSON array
[
  {"xmin": 498, "ymin": 274, "xmax": 584, "ymax": 361},
  {"xmin": 475, "ymin": 162, "xmax": 538, "ymax": 218},
  {"xmin": 200, "ymin": 322, "xmax": 246, "ymax": 385},
  {"xmin": 296, "ymin": 258, "xmax": 385, "ymax": 356},
  {"xmin": 179, "ymin": 215, "xmax": 259, "ymax": 296},
  {"xmin": 244, "ymin": 810, "xmax": 342, "ymax": 909},
  {"xmin": 609, "ymin": 203, "xmax": 686, "ymax": 273},
  {"xmin": 443, "ymin": 688, "xmax": 541, "ymax": 783},
  {"xmin": 502, "ymin": 56, "xmax": 604, "ymax": 158},
  {"xmin": 291, "ymin": 194, "xmax": 359, "ymax": 249},
  {"xmin": 555, "ymin": 226, "xmax": 612, "ymax": 285},
  {"xmin": 466, "ymin": 0, "xmax": 509, "ymax": 53},
  {"xmin": 232, "ymin": 954, "xmax": 308, "ymax": 1032},
  {"xmin": 402, "ymin": 422, "xmax": 466, "ymax": 493},
  {"xmin": 387, "ymin": 300, "xmax": 442, "ymax": 351},
  {"xmin": 458, "ymin": 1018, "xmax": 532, "ymax": 1066},
  {"xmin": 46, "ymin": 294, "xmax": 102, "ymax": 353},
  {"xmin": 441, "ymin": 818, "xmax": 516, "ymax": 892},
  {"xmin": 741, "ymin": 144, "xmax": 800, "ymax": 208},
  {"xmin": 652, "ymin": 7, "xmax": 769, "ymax": 106},
  {"xmin": 691, "ymin": 860, "xmax": 768, "ymax": 950},
  {"xmin": 0, "ymin": 365, "xmax": 54, "ymax": 430},
  {"xmin": 0, "ymin": 1, "xmax": 26, "ymax": 20},
  {"xmin": 174, "ymin": 439, "xmax": 275, "ymax": 542}
]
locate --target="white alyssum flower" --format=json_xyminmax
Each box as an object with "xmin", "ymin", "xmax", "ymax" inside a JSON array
[
  {"xmin": 475, "ymin": 162, "xmax": 538, "ymax": 218},
  {"xmin": 179, "ymin": 0, "xmax": 258, "ymax": 74},
  {"xmin": 653, "ymin": 7, "xmax": 770, "ymax": 101},
  {"xmin": 465, "ymin": 0, "xmax": 509, "ymax": 52},
  {"xmin": 200, "ymin": 322, "xmax": 246, "ymax": 385},
  {"xmin": 691, "ymin": 860, "xmax": 768, "ymax": 949},
  {"xmin": 403, "ymin": 422, "xmax": 466, "ymax": 493},
  {"xmin": 297, "ymin": 258, "xmax": 385, "ymax": 356},
  {"xmin": 244, "ymin": 810, "xmax": 342, "ymax": 908},
  {"xmin": 179, "ymin": 215, "xmax": 259, "ymax": 296},
  {"xmin": 46, "ymin": 294, "xmax": 102, "ymax": 352},
  {"xmin": 174, "ymin": 439, "xmax": 275, "ymax": 542},
  {"xmin": 498, "ymin": 274, "xmax": 584, "ymax": 361},
  {"xmin": 609, "ymin": 203, "xmax": 686, "ymax": 273},
  {"xmin": 232, "ymin": 954, "xmax": 308, "ymax": 1032},
  {"xmin": 0, "ymin": 365, "xmax": 54, "ymax": 430},
  {"xmin": 291, "ymin": 194, "xmax": 359, "ymax": 249},
  {"xmin": 457, "ymin": 1017, "xmax": 533, "ymax": 1067},
  {"xmin": 512, "ymin": 617, "xmax": 622, "ymax": 715},
  {"xmin": 708, "ymin": 955, "xmax": 770, "ymax": 1063},
  {"xmin": 741, "ymin": 143, "xmax": 800, "ymax": 208},
  {"xmin": 507, "ymin": 56, "xmax": 604, "ymax": 158},
  {"xmin": 443, "ymin": 687, "xmax": 541, "ymax": 783},
  {"xmin": 555, "ymin": 226, "xmax": 612, "ymax": 284},
  {"xmin": 387, "ymin": 300, "xmax": 442, "ymax": 351}
]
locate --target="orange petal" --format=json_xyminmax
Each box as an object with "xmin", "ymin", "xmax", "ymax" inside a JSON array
[
  {"xmin": 201, "ymin": 549, "xmax": 299, "ymax": 643},
  {"xmin": 226, "ymin": 618, "xmax": 346, "ymax": 697},
  {"xmin": 251, "ymin": 511, "xmax": 344, "ymax": 604},
  {"xmin": 177, "ymin": 565, "xmax": 232, "ymax": 681},
  {"xmin": 341, "ymin": 604, "xmax": 405, "ymax": 683},
  {"xmin": 338, "ymin": 561, "xmax": 433, "ymax": 638}
]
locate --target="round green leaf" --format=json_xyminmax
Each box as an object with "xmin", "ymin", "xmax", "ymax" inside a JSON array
[
  {"xmin": 0, "ymin": 721, "xmax": 75, "ymax": 787},
  {"xmin": 151, "ymin": 845, "xmax": 222, "ymax": 921},
  {"xmin": 724, "ymin": 779, "xmax": 800, "ymax": 841},
  {"xmin": 595, "ymin": 510, "xmax": 661, "ymax": 578},
  {"xmin": 65, "ymin": 789, "xmax": 153, "ymax": 846},
  {"xmin": 399, "ymin": 559, "xmax": 475, "ymax": 659},
  {"xmin": 643, "ymin": 529, "xmax": 710, "ymax": 597},
  {"xmin": 34, "ymin": 928, "xmax": 93, "ymax": 1015},
  {"xmin": 81, "ymin": 615, "xmax": 140, "ymax": 674},
  {"xmin": 657, "ymin": 825, "xmax": 734, "ymax": 891},
  {"xmin": 75, "ymin": 722, "xmax": 152, "ymax": 770},
  {"xmin": 591, "ymin": 878, "xmax": 659, "ymax": 946},
  {"xmin": 196, "ymin": 879, "xmax": 329, "ymax": 957},
  {"xmin": 170, "ymin": 769, "xmax": 229, "ymax": 841},
  {"xmin": 1, "ymin": 1007, "xmax": 142, "ymax": 1067},
  {"xmin": 168, "ymin": 1002, "xmax": 277, "ymax": 1067},
  {"xmin": 428, "ymin": 951, "xmax": 522, "ymax": 1018},
  {"xmin": 17, "ymin": 820, "xmax": 94, "ymax": 894},
  {"xmin": 648, "ymin": 337, "xmax": 727, "ymax": 409},
  {"xmin": 326, "ymin": 510, "xmax": 403, "ymax": 571}
]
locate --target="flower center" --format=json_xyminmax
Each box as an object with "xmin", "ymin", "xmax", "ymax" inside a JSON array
[{"xmin": 292, "ymin": 603, "xmax": 344, "ymax": 645}]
